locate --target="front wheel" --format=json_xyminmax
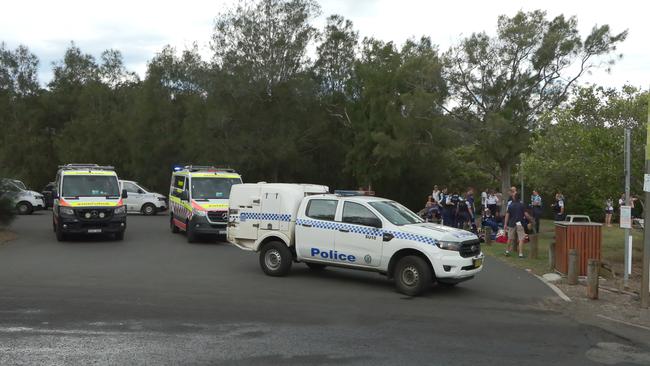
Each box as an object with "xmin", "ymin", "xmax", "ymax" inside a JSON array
[
  {"xmin": 55, "ymin": 221, "xmax": 67, "ymax": 242},
  {"xmin": 142, "ymin": 203, "xmax": 156, "ymax": 216},
  {"xmin": 259, "ymin": 241, "xmax": 292, "ymax": 276},
  {"xmin": 394, "ymin": 256, "xmax": 432, "ymax": 296},
  {"xmin": 16, "ymin": 202, "xmax": 33, "ymax": 215},
  {"xmin": 170, "ymin": 215, "xmax": 180, "ymax": 233},
  {"xmin": 186, "ymin": 221, "xmax": 197, "ymax": 243},
  {"xmin": 114, "ymin": 231, "xmax": 125, "ymax": 241}
]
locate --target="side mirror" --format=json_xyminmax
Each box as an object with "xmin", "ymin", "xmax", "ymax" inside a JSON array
[
  {"xmin": 121, "ymin": 189, "xmax": 128, "ymax": 199},
  {"xmin": 138, "ymin": 189, "xmax": 145, "ymax": 194},
  {"xmin": 180, "ymin": 190, "xmax": 189, "ymax": 201}
]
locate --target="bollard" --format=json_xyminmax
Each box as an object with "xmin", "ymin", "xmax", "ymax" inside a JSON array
[
  {"xmin": 568, "ymin": 249, "xmax": 578, "ymax": 285},
  {"xmin": 530, "ymin": 234, "xmax": 538, "ymax": 259},
  {"xmin": 485, "ymin": 227, "xmax": 492, "ymax": 245},
  {"xmin": 548, "ymin": 240, "xmax": 556, "ymax": 271},
  {"xmin": 587, "ymin": 259, "xmax": 599, "ymax": 299}
]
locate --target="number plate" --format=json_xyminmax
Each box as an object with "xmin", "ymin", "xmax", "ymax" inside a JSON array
[
  {"xmin": 88, "ymin": 229, "xmax": 102, "ymax": 233},
  {"xmin": 473, "ymin": 258, "xmax": 483, "ymax": 268}
]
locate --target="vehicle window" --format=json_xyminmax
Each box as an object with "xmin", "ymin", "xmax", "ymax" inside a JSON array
[
  {"xmin": 306, "ymin": 199, "xmax": 338, "ymax": 221},
  {"xmin": 61, "ymin": 175, "xmax": 120, "ymax": 197},
  {"xmin": 191, "ymin": 177, "xmax": 241, "ymax": 200},
  {"xmin": 342, "ymin": 202, "xmax": 380, "ymax": 227},
  {"xmin": 369, "ymin": 200, "xmax": 423, "ymax": 226},
  {"xmin": 122, "ymin": 182, "xmax": 140, "ymax": 193}
]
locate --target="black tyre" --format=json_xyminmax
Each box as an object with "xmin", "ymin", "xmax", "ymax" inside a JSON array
[
  {"xmin": 16, "ymin": 202, "xmax": 33, "ymax": 215},
  {"xmin": 55, "ymin": 222, "xmax": 67, "ymax": 242},
  {"xmin": 394, "ymin": 255, "xmax": 432, "ymax": 296},
  {"xmin": 170, "ymin": 215, "xmax": 180, "ymax": 233},
  {"xmin": 259, "ymin": 241, "xmax": 292, "ymax": 276},
  {"xmin": 305, "ymin": 262, "xmax": 327, "ymax": 271},
  {"xmin": 142, "ymin": 203, "xmax": 157, "ymax": 216},
  {"xmin": 186, "ymin": 221, "xmax": 197, "ymax": 243},
  {"xmin": 114, "ymin": 231, "xmax": 125, "ymax": 241}
]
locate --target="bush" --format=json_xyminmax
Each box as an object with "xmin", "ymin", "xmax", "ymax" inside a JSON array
[{"xmin": 0, "ymin": 196, "xmax": 16, "ymax": 227}]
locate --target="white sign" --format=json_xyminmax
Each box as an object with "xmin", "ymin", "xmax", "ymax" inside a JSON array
[
  {"xmin": 644, "ymin": 174, "xmax": 650, "ymax": 192},
  {"xmin": 620, "ymin": 205, "xmax": 632, "ymax": 229}
]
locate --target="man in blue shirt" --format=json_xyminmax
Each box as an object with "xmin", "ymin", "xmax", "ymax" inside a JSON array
[{"xmin": 504, "ymin": 192, "xmax": 526, "ymax": 258}]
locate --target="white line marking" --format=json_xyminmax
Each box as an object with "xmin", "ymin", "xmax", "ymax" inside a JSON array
[
  {"xmin": 533, "ymin": 274, "xmax": 572, "ymax": 302},
  {"xmin": 596, "ymin": 314, "xmax": 650, "ymax": 332}
]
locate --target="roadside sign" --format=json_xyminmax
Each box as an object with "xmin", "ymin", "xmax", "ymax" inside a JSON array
[
  {"xmin": 620, "ymin": 206, "xmax": 632, "ymax": 229},
  {"xmin": 644, "ymin": 174, "xmax": 650, "ymax": 192}
]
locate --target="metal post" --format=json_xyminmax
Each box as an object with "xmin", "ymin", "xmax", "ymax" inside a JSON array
[
  {"xmin": 642, "ymin": 97, "xmax": 650, "ymax": 308},
  {"xmin": 520, "ymin": 162, "xmax": 524, "ymax": 203},
  {"xmin": 568, "ymin": 249, "xmax": 578, "ymax": 285},
  {"xmin": 624, "ymin": 128, "xmax": 632, "ymax": 286},
  {"xmin": 549, "ymin": 240, "xmax": 556, "ymax": 271},
  {"xmin": 530, "ymin": 234, "xmax": 538, "ymax": 259},
  {"xmin": 587, "ymin": 259, "xmax": 599, "ymax": 300}
]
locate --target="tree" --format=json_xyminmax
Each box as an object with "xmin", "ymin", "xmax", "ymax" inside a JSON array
[
  {"xmin": 314, "ymin": 14, "xmax": 358, "ymax": 95},
  {"xmin": 444, "ymin": 10, "xmax": 627, "ymax": 211},
  {"xmin": 523, "ymin": 86, "xmax": 648, "ymax": 219},
  {"xmin": 211, "ymin": 0, "xmax": 320, "ymax": 94}
]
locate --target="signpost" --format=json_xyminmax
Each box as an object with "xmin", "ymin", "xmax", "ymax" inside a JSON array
[
  {"xmin": 642, "ymin": 97, "xmax": 650, "ymax": 308},
  {"xmin": 623, "ymin": 128, "xmax": 632, "ymax": 286}
]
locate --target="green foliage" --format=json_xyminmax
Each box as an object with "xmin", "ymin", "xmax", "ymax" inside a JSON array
[
  {"xmin": 0, "ymin": 2, "xmax": 638, "ymax": 217},
  {"xmin": 0, "ymin": 196, "xmax": 15, "ymax": 227},
  {"xmin": 523, "ymin": 86, "xmax": 648, "ymax": 219}
]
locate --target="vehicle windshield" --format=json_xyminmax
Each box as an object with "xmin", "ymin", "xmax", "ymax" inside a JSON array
[
  {"xmin": 13, "ymin": 180, "xmax": 27, "ymax": 190},
  {"xmin": 191, "ymin": 177, "xmax": 241, "ymax": 200},
  {"xmin": 62, "ymin": 175, "xmax": 120, "ymax": 197},
  {"xmin": 369, "ymin": 200, "xmax": 423, "ymax": 226}
]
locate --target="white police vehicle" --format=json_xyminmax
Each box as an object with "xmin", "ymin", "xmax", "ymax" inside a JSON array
[{"xmin": 227, "ymin": 183, "xmax": 483, "ymax": 296}]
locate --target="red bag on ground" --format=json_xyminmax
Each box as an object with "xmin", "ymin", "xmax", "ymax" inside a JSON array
[{"xmin": 495, "ymin": 229, "xmax": 508, "ymax": 243}]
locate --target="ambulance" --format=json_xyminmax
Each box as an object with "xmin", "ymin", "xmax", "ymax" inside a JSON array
[
  {"xmin": 227, "ymin": 183, "xmax": 484, "ymax": 296},
  {"xmin": 52, "ymin": 164, "xmax": 128, "ymax": 241},
  {"xmin": 169, "ymin": 166, "xmax": 242, "ymax": 242}
]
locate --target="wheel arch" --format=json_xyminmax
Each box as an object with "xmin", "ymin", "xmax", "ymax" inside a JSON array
[
  {"xmin": 387, "ymin": 248, "xmax": 435, "ymax": 280},
  {"xmin": 255, "ymin": 232, "xmax": 294, "ymax": 257}
]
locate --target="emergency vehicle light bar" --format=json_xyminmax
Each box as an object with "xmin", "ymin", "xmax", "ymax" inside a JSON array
[
  {"xmin": 334, "ymin": 190, "xmax": 375, "ymax": 197},
  {"xmin": 184, "ymin": 165, "xmax": 237, "ymax": 173},
  {"xmin": 59, "ymin": 164, "xmax": 115, "ymax": 171}
]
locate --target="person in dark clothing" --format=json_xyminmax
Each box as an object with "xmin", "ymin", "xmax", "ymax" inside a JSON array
[
  {"xmin": 552, "ymin": 192, "xmax": 566, "ymax": 221},
  {"xmin": 440, "ymin": 188, "xmax": 454, "ymax": 227},
  {"xmin": 504, "ymin": 193, "xmax": 526, "ymax": 258}
]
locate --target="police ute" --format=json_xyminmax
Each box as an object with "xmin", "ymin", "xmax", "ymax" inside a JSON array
[{"xmin": 227, "ymin": 183, "xmax": 484, "ymax": 296}]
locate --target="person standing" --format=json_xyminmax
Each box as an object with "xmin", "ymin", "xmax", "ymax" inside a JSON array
[
  {"xmin": 604, "ymin": 198, "xmax": 614, "ymax": 227},
  {"xmin": 552, "ymin": 192, "xmax": 566, "ymax": 221},
  {"xmin": 432, "ymin": 185, "xmax": 441, "ymax": 204},
  {"xmin": 481, "ymin": 189, "xmax": 488, "ymax": 209},
  {"xmin": 486, "ymin": 189, "xmax": 498, "ymax": 217},
  {"xmin": 440, "ymin": 187, "xmax": 453, "ymax": 227},
  {"xmin": 504, "ymin": 193, "xmax": 527, "ymax": 258},
  {"xmin": 531, "ymin": 190, "xmax": 543, "ymax": 233}
]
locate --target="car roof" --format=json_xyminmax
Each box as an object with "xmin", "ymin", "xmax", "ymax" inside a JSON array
[
  {"xmin": 173, "ymin": 170, "xmax": 241, "ymax": 178},
  {"xmin": 310, "ymin": 194, "xmax": 390, "ymax": 203}
]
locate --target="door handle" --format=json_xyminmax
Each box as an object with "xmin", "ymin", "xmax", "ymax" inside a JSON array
[
  {"xmin": 301, "ymin": 223, "xmax": 312, "ymax": 227},
  {"xmin": 339, "ymin": 228, "xmax": 349, "ymax": 233}
]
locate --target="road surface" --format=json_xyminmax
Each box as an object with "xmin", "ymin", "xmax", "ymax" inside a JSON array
[{"xmin": 0, "ymin": 211, "xmax": 647, "ymax": 365}]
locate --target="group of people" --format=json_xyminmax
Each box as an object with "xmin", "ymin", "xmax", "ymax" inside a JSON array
[{"xmin": 420, "ymin": 185, "xmax": 569, "ymax": 258}]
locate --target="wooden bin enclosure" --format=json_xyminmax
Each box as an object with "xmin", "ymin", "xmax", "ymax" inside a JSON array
[{"xmin": 554, "ymin": 222, "xmax": 602, "ymax": 276}]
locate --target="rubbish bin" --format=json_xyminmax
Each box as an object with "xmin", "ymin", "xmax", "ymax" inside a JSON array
[{"xmin": 554, "ymin": 222, "xmax": 602, "ymax": 276}]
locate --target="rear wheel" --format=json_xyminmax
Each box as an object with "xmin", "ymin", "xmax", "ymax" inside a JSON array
[
  {"xmin": 142, "ymin": 203, "xmax": 156, "ymax": 216},
  {"xmin": 170, "ymin": 215, "xmax": 180, "ymax": 233},
  {"xmin": 16, "ymin": 202, "xmax": 33, "ymax": 215},
  {"xmin": 259, "ymin": 241, "xmax": 292, "ymax": 276},
  {"xmin": 305, "ymin": 262, "xmax": 327, "ymax": 271},
  {"xmin": 394, "ymin": 255, "xmax": 432, "ymax": 296}
]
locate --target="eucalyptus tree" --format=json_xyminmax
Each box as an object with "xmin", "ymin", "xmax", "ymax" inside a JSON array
[{"xmin": 444, "ymin": 10, "xmax": 627, "ymax": 209}]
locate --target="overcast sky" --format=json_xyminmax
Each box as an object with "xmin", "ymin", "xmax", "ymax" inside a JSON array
[{"xmin": 1, "ymin": 0, "xmax": 647, "ymax": 89}]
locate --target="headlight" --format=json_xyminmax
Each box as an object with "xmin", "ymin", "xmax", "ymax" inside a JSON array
[
  {"xmin": 114, "ymin": 205, "xmax": 126, "ymax": 215},
  {"xmin": 60, "ymin": 207, "xmax": 75, "ymax": 216},
  {"xmin": 435, "ymin": 240, "xmax": 461, "ymax": 251},
  {"xmin": 192, "ymin": 208, "xmax": 207, "ymax": 216}
]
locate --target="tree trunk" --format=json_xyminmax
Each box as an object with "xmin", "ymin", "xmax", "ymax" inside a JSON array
[{"xmin": 500, "ymin": 162, "xmax": 511, "ymax": 216}]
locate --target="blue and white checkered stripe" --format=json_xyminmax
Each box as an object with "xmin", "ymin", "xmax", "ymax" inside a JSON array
[
  {"xmin": 296, "ymin": 218, "xmax": 437, "ymax": 246},
  {"xmin": 240, "ymin": 212, "xmax": 292, "ymax": 222}
]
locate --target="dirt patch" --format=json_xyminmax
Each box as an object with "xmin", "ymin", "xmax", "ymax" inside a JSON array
[
  {"xmin": 551, "ymin": 278, "xmax": 650, "ymax": 330},
  {"xmin": 0, "ymin": 229, "xmax": 16, "ymax": 245}
]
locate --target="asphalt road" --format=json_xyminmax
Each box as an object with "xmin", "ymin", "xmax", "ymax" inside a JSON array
[{"xmin": 0, "ymin": 211, "xmax": 648, "ymax": 365}]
